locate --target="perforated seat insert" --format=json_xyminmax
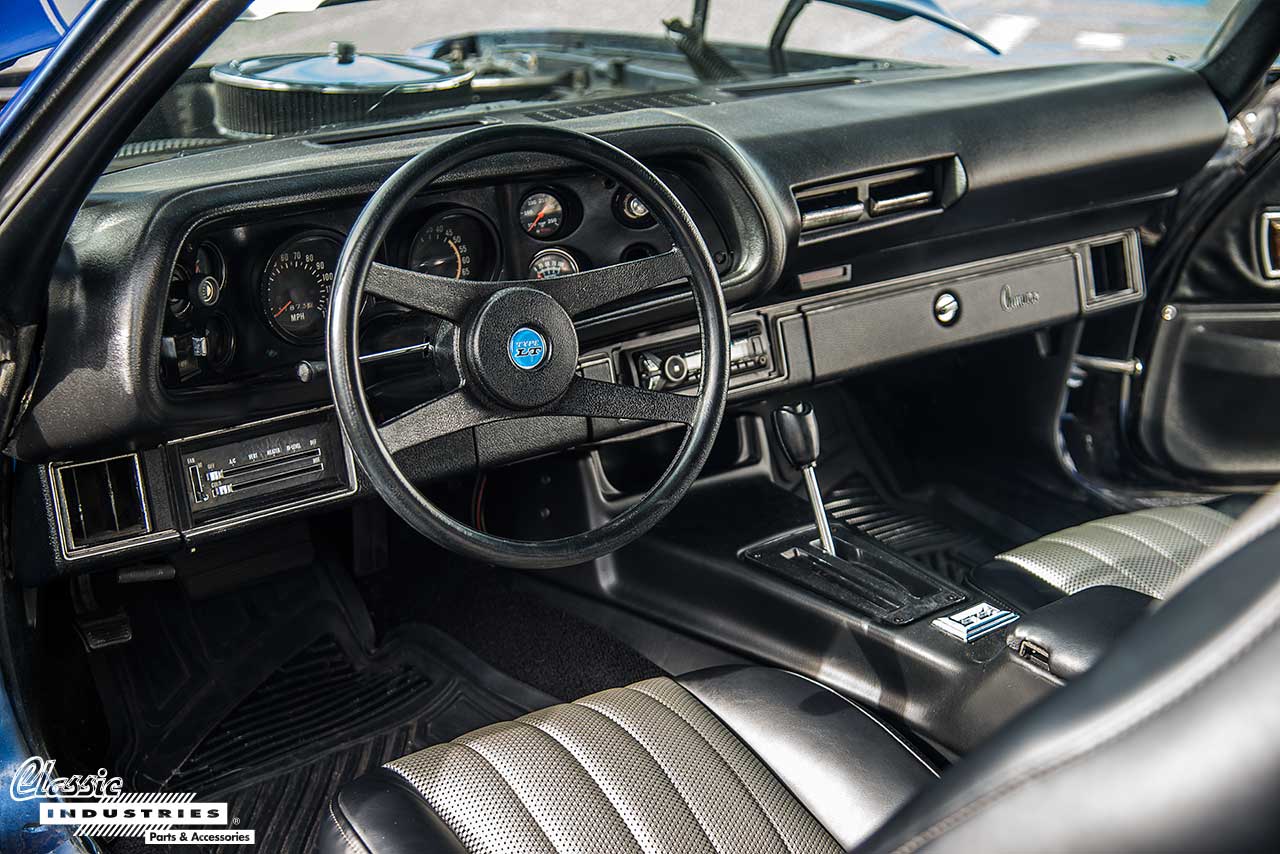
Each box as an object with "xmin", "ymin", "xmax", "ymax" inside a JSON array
[{"xmin": 384, "ymin": 677, "xmax": 842, "ymax": 854}]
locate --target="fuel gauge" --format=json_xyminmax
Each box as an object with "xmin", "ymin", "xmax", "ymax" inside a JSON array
[{"xmin": 529, "ymin": 248, "xmax": 579, "ymax": 279}]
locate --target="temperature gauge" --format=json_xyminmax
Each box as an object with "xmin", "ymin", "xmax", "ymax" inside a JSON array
[{"xmin": 519, "ymin": 191, "xmax": 566, "ymax": 240}]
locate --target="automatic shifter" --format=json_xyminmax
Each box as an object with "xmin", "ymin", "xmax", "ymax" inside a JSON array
[{"xmin": 771, "ymin": 402, "xmax": 836, "ymax": 555}]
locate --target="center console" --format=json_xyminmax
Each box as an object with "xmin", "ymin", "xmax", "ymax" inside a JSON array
[{"xmin": 549, "ymin": 398, "xmax": 1066, "ymax": 755}]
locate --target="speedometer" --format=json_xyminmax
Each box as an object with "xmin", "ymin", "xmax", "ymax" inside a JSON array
[{"xmin": 261, "ymin": 233, "xmax": 340, "ymax": 344}]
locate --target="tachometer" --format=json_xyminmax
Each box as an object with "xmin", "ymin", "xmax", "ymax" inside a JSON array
[
  {"xmin": 261, "ymin": 233, "xmax": 339, "ymax": 343},
  {"xmin": 407, "ymin": 210, "xmax": 497, "ymax": 280}
]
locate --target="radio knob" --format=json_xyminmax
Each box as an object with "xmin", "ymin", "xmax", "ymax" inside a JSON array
[
  {"xmin": 638, "ymin": 352, "xmax": 664, "ymax": 390},
  {"xmin": 663, "ymin": 354, "xmax": 689, "ymax": 384}
]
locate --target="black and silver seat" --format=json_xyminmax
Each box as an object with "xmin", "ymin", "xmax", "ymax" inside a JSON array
[
  {"xmin": 972, "ymin": 500, "xmax": 1252, "ymax": 611},
  {"xmin": 322, "ymin": 490, "xmax": 1280, "ymax": 854}
]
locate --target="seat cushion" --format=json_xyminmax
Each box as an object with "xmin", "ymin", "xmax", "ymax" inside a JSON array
[
  {"xmin": 321, "ymin": 668, "xmax": 937, "ymax": 853},
  {"xmin": 974, "ymin": 504, "xmax": 1234, "ymax": 611}
]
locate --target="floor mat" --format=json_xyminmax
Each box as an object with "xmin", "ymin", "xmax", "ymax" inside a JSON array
[
  {"xmin": 91, "ymin": 562, "xmax": 554, "ymax": 854},
  {"xmin": 824, "ymin": 473, "xmax": 1012, "ymax": 584}
]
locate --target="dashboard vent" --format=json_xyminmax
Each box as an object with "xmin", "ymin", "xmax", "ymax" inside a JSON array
[
  {"xmin": 794, "ymin": 156, "xmax": 965, "ymax": 243},
  {"xmin": 53, "ymin": 455, "xmax": 151, "ymax": 552},
  {"xmin": 796, "ymin": 179, "xmax": 864, "ymax": 233},
  {"xmin": 866, "ymin": 166, "xmax": 937, "ymax": 217},
  {"xmin": 525, "ymin": 92, "xmax": 714, "ymax": 122}
]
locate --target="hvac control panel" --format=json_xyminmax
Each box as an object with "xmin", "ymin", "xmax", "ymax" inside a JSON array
[{"xmin": 169, "ymin": 413, "xmax": 351, "ymax": 528}]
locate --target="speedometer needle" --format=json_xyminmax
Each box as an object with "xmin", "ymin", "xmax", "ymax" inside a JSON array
[{"xmin": 274, "ymin": 300, "xmax": 293, "ymax": 318}]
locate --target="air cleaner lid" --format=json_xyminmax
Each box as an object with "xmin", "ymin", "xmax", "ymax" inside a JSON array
[{"xmin": 211, "ymin": 42, "xmax": 475, "ymax": 93}]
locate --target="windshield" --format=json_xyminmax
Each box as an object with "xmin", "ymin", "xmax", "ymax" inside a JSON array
[{"xmin": 104, "ymin": 0, "xmax": 1236, "ymax": 164}]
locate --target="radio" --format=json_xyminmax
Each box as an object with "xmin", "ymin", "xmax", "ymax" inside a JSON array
[{"xmin": 635, "ymin": 324, "xmax": 770, "ymax": 392}]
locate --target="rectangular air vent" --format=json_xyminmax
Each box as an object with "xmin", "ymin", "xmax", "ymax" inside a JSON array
[
  {"xmin": 1084, "ymin": 233, "xmax": 1144, "ymax": 310},
  {"xmin": 866, "ymin": 166, "xmax": 937, "ymax": 217},
  {"xmin": 525, "ymin": 92, "xmax": 713, "ymax": 122},
  {"xmin": 794, "ymin": 157, "xmax": 963, "ymax": 242},
  {"xmin": 796, "ymin": 179, "xmax": 864, "ymax": 232},
  {"xmin": 53, "ymin": 454, "xmax": 151, "ymax": 552}
]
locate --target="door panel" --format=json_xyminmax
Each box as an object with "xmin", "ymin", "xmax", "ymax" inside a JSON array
[
  {"xmin": 1139, "ymin": 306, "xmax": 1280, "ymax": 478},
  {"xmin": 1137, "ymin": 132, "xmax": 1280, "ymax": 482}
]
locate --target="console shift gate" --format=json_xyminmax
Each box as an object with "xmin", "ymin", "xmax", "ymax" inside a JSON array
[{"xmin": 751, "ymin": 401, "xmax": 967, "ymax": 626}]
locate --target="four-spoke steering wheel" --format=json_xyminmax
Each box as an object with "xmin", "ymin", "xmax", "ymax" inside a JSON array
[{"xmin": 328, "ymin": 125, "xmax": 729, "ymax": 568}]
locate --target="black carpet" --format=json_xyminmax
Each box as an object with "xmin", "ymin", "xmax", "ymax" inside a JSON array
[{"xmin": 360, "ymin": 520, "xmax": 666, "ymax": 702}]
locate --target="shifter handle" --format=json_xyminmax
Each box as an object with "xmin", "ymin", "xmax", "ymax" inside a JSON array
[
  {"xmin": 771, "ymin": 401, "xmax": 836, "ymax": 556},
  {"xmin": 772, "ymin": 402, "xmax": 821, "ymax": 470}
]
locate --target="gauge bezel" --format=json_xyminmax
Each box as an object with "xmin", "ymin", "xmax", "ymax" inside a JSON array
[
  {"xmin": 406, "ymin": 206, "xmax": 502, "ymax": 282},
  {"xmin": 259, "ymin": 229, "xmax": 343, "ymax": 345},
  {"xmin": 194, "ymin": 240, "xmax": 227, "ymax": 285},
  {"xmin": 518, "ymin": 187, "xmax": 582, "ymax": 242},
  {"xmin": 528, "ymin": 247, "xmax": 581, "ymax": 279}
]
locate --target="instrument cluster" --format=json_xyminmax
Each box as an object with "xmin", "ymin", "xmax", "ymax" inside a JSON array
[{"xmin": 160, "ymin": 171, "xmax": 733, "ymax": 390}]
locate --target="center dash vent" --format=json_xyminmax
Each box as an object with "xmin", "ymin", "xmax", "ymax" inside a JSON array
[
  {"xmin": 53, "ymin": 454, "xmax": 152, "ymax": 552},
  {"xmin": 795, "ymin": 156, "xmax": 966, "ymax": 243},
  {"xmin": 525, "ymin": 92, "xmax": 713, "ymax": 122}
]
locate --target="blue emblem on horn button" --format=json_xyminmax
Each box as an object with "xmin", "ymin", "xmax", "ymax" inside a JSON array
[{"xmin": 508, "ymin": 326, "xmax": 548, "ymax": 370}]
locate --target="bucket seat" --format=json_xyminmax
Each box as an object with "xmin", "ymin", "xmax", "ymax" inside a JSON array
[{"xmin": 320, "ymin": 488, "xmax": 1280, "ymax": 853}]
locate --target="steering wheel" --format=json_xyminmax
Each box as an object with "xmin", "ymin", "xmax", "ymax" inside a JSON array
[{"xmin": 328, "ymin": 125, "xmax": 730, "ymax": 569}]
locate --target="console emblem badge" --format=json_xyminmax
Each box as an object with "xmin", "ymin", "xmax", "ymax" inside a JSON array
[
  {"xmin": 508, "ymin": 326, "xmax": 548, "ymax": 370},
  {"xmin": 932, "ymin": 601, "xmax": 1019, "ymax": 643},
  {"xmin": 933, "ymin": 291, "xmax": 960, "ymax": 326}
]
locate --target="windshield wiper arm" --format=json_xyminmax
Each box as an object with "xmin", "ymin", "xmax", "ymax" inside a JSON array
[
  {"xmin": 769, "ymin": 0, "xmax": 1001, "ymax": 73},
  {"xmin": 664, "ymin": 0, "xmax": 745, "ymax": 83}
]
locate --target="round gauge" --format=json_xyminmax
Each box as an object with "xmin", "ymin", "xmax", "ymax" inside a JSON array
[
  {"xmin": 261, "ymin": 233, "xmax": 340, "ymax": 343},
  {"xmin": 193, "ymin": 241, "xmax": 226, "ymax": 284},
  {"xmin": 407, "ymin": 210, "xmax": 497, "ymax": 280},
  {"xmin": 519, "ymin": 191, "xmax": 566, "ymax": 240},
  {"xmin": 529, "ymin": 247, "xmax": 580, "ymax": 279}
]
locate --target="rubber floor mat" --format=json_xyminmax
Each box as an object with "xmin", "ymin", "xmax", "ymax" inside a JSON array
[
  {"xmin": 91, "ymin": 563, "xmax": 555, "ymax": 854},
  {"xmin": 825, "ymin": 473, "xmax": 1006, "ymax": 583}
]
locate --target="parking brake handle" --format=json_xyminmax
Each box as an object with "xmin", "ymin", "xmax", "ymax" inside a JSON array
[{"xmin": 771, "ymin": 402, "xmax": 836, "ymax": 556}]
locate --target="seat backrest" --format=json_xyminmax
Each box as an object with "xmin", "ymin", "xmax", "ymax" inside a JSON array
[{"xmin": 859, "ymin": 490, "xmax": 1280, "ymax": 853}]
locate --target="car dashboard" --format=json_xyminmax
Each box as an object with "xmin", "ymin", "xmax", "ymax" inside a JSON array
[
  {"xmin": 160, "ymin": 168, "xmax": 734, "ymax": 392},
  {"xmin": 11, "ymin": 59, "xmax": 1228, "ymax": 584}
]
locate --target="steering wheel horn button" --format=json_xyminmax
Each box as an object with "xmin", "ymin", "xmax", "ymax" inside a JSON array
[
  {"xmin": 468, "ymin": 287, "xmax": 577, "ymax": 409},
  {"xmin": 509, "ymin": 326, "xmax": 549, "ymax": 370}
]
